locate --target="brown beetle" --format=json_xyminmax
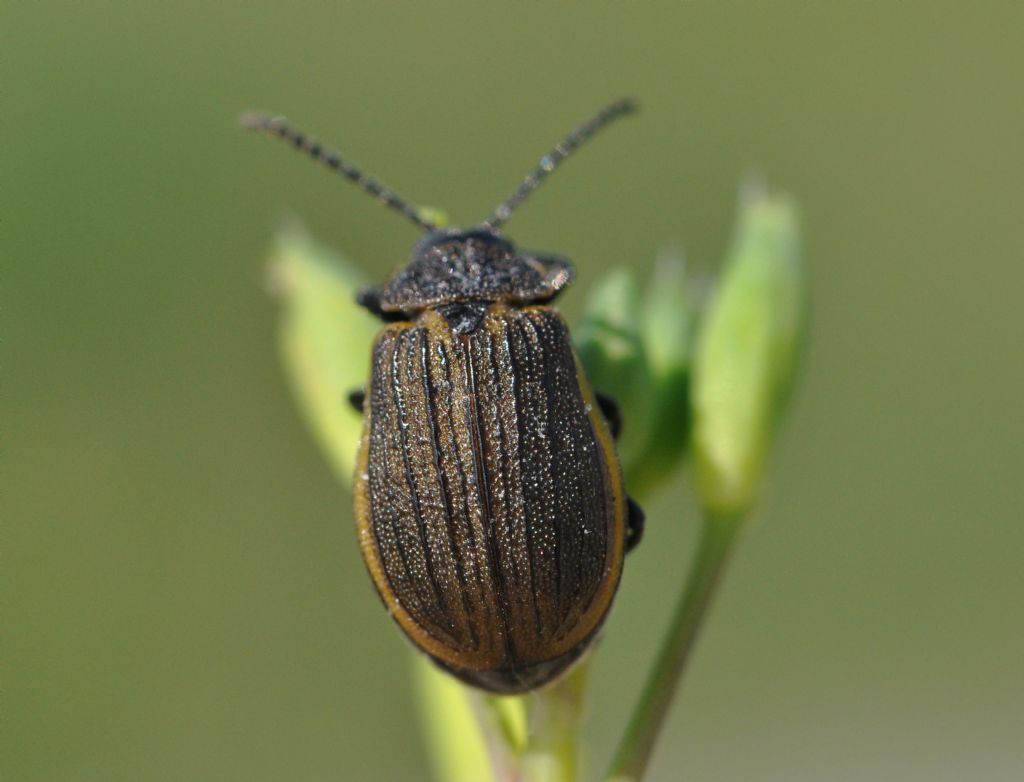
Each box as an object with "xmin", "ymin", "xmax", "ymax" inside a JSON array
[{"xmin": 244, "ymin": 101, "xmax": 643, "ymax": 693}]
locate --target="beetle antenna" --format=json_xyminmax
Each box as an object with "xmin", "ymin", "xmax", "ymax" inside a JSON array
[
  {"xmin": 240, "ymin": 112, "xmax": 438, "ymax": 231},
  {"xmin": 481, "ymin": 98, "xmax": 637, "ymax": 232}
]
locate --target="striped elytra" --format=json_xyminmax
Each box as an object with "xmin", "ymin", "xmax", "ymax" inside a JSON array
[
  {"xmin": 243, "ymin": 98, "xmax": 641, "ymax": 693},
  {"xmin": 354, "ymin": 304, "xmax": 626, "ymax": 692}
]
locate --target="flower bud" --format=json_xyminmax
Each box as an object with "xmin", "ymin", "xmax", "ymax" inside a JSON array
[
  {"xmin": 575, "ymin": 257, "xmax": 696, "ymax": 498},
  {"xmin": 573, "ymin": 270, "xmax": 649, "ymax": 464},
  {"xmin": 690, "ymin": 189, "xmax": 806, "ymax": 518},
  {"xmin": 266, "ymin": 223, "xmax": 379, "ymax": 485},
  {"xmin": 633, "ymin": 249, "xmax": 694, "ymax": 496}
]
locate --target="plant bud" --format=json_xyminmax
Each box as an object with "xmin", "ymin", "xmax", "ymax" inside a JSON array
[
  {"xmin": 691, "ymin": 189, "xmax": 806, "ymax": 518},
  {"xmin": 266, "ymin": 224, "xmax": 379, "ymax": 484}
]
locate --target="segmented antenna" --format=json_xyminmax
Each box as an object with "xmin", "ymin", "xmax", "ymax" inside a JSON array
[
  {"xmin": 240, "ymin": 112, "xmax": 437, "ymax": 231},
  {"xmin": 481, "ymin": 98, "xmax": 638, "ymax": 231}
]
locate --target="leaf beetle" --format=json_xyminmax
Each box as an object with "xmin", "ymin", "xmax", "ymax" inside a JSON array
[{"xmin": 244, "ymin": 100, "xmax": 645, "ymax": 693}]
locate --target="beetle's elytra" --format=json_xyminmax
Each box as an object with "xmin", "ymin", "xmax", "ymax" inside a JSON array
[{"xmin": 244, "ymin": 100, "xmax": 644, "ymax": 693}]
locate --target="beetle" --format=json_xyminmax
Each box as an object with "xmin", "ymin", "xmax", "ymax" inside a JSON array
[{"xmin": 243, "ymin": 100, "xmax": 644, "ymax": 693}]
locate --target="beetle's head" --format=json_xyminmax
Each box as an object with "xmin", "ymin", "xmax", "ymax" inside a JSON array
[
  {"xmin": 376, "ymin": 226, "xmax": 573, "ymax": 314},
  {"xmin": 242, "ymin": 99, "xmax": 635, "ymax": 317}
]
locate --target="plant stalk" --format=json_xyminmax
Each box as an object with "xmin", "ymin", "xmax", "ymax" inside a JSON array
[
  {"xmin": 522, "ymin": 655, "xmax": 592, "ymax": 782},
  {"xmin": 606, "ymin": 514, "xmax": 742, "ymax": 782},
  {"xmin": 469, "ymin": 691, "xmax": 524, "ymax": 782}
]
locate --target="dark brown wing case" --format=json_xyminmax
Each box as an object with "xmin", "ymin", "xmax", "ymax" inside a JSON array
[{"xmin": 353, "ymin": 304, "xmax": 627, "ymax": 693}]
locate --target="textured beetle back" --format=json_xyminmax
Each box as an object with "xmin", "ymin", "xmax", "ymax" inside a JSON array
[{"xmin": 354, "ymin": 304, "xmax": 626, "ymax": 692}]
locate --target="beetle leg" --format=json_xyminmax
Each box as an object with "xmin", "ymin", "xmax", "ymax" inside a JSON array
[
  {"xmin": 626, "ymin": 496, "xmax": 645, "ymax": 552},
  {"xmin": 347, "ymin": 387, "xmax": 366, "ymax": 413},
  {"xmin": 596, "ymin": 392, "xmax": 623, "ymax": 440}
]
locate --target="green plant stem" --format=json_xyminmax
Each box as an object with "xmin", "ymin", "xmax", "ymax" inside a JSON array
[
  {"xmin": 522, "ymin": 656, "xmax": 592, "ymax": 782},
  {"xmin": 468, "ymin": 692, "xmax": 523, "ymax": 782},
  {"xmin": 606, "ymin": 514, "xmax": 742, "ymax": 782},
  {"xmin": 482, "ymin": 693, "xmax": 528, "ymax": 758}
]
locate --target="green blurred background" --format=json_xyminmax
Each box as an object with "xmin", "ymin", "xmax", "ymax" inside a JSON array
[{"xmin": 5, "ymin": 2, "xmax": 1022, "ymax": 780}]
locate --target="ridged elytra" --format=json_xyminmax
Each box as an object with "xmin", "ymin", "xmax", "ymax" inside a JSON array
[{"xmin": 243, "ymin": 100, "xmax": 645, "ymax": 693}]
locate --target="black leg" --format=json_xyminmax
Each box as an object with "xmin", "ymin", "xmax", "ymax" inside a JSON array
[
  {"xmin": 347, "ymin": 387, "xmax": 366, "ymax": 413},
  {"xmin": 626, "ymin": 496, "xmax": 645, "ymax": 553},
  {"xmin": 596, "ymin": 392, "xmax": 623, "ymax": 440}
]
